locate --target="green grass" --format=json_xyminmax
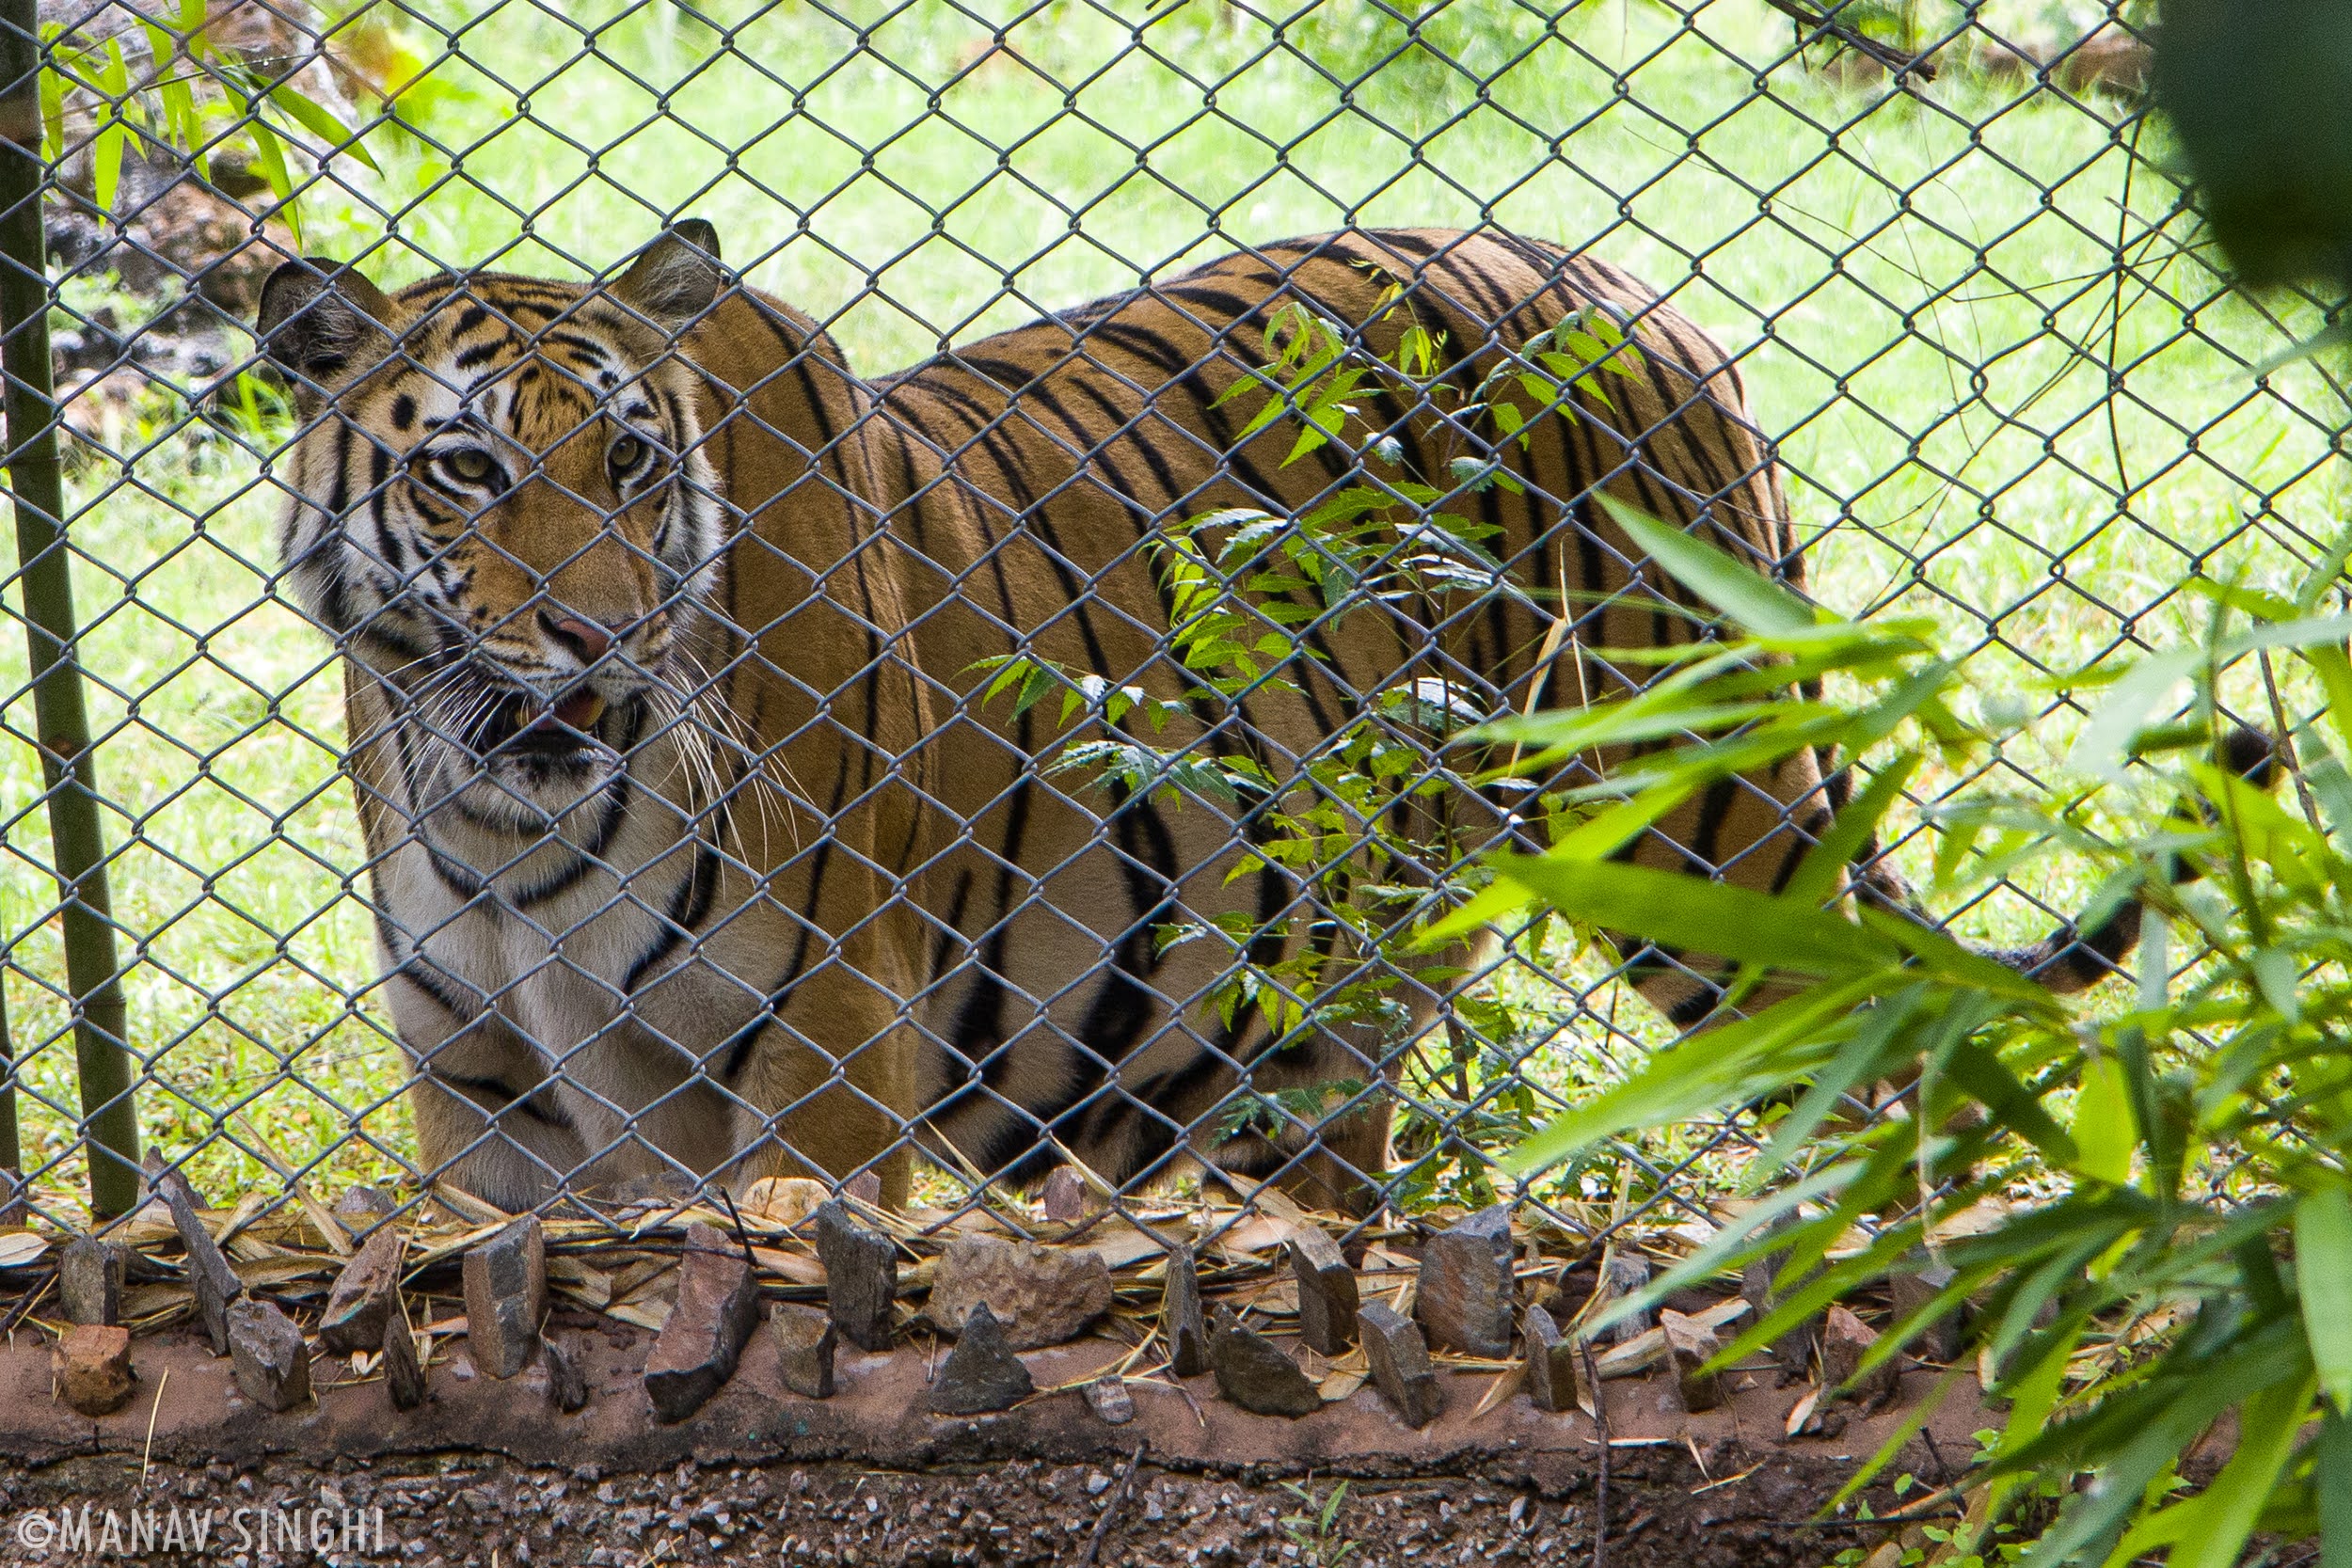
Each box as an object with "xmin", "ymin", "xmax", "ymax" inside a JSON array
[{"xmin": 3, "ymin": 0, "xmax": 2344, "ymax": 1216}]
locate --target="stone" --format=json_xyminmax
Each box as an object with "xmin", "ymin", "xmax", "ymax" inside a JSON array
[
  {"xmin": 930, "ymin": 1234, "xmax": 1112, "ymax": 1351},
  {"xmin": 157, "ymin": 1164, "xmax": 242, "ymax": 1355},
  {"xmin": 770, "ymin": 1303, "xmax": 836, "ymax": 1400},
  {"xmin": 1287, "ymin": 1227, "xmax": 1359, "ymax": 1355},
  {"xmin": 1208, "ymin": 1307, "xmax": 1321, "ymax": 1418},
  {"xmin": 813, "ymin": 1199, "xmax": 897, "ymax": 1353},
  {"xmin": 1041, "ymin": 1167, "xmax": 1087, "ymax": 1225},
  {"xmin": 1659, "ymin": 1307, "xmax": 1723, "ymax": 1413},
  {"xmin": 644, "ymin": 1224, "xmax": 760, "ymax": 1423},
  {"xmin": 1890, "ymin": 1258, "xmax": 1963, "ymax": 1363},
  {"xmin": 1597, "ymin": 1252, "xmax": 1654, "ymax": 1345},
  {"xmin": 226, "ymin": 1298, "xmax": 310, "ymax": 1413},
  {"xmin": 461, "ymin": 1216, "xmax": 547, "ymax": 1379},
  {"xmin": 1523, "ymin": 1304, "xmax": 1581, "ymax": 1414},
  {"xmin": 1084, "ymin": 1373, "xmax": 1136, "ymax": 1425},
  {"xmin": 319, "ymin": 1229, "xmax": 404, "ymax": 1355},
  {"xmin": 333, "ymin": 1184, "xmax": 397, "ymax": 1227},
  {"xmin": 381, "ymin": 1317, "xmax": 426, "ymax": 1412},
  {"xmin": 1414, "ymin": 1204, "xmax": 1516, "ymax": 1358},
  {"xmin": 53, "ymin": 1323, "xmax": 135, "ymax": 1415},
  {"xmin": 1820, "ymin": 1305, "xmax": 1900, "ymax": 1406},
  {"xmin": 1163, "ymin": 1243, "xmax": 1211, "ymax": 1377},
  {"xmin": 929, "ymin": 1302, "xmax": 1035, "ymax": 1415},
  {"xmin": 842, "ymin": 1171, "xmax": 882, "ymax": 1205},
  {"xmin": 1358, "ymin": 1301, "xmax": 1441, "ymax": 1427},
  {"xmin": 59, "ymin": 1237, "xmax": 125, "ymax": 1326},
  {"xmin": 545, "ymin": 1335, "xmax": 590, "ymax": 1413},
  {"xmin": 1742, "ymin": 1214, "xmax": 1819, "ymax": 1381}
]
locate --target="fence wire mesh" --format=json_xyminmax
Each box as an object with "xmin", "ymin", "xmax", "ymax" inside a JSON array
[{"xmin": 0, "ymin": 0, "xmax": 2339, "ymax": 1250}]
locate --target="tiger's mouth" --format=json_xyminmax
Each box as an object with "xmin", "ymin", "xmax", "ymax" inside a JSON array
[{"xmin": 468, "ymin": 687, "xmax": 612, "ymax": 759}]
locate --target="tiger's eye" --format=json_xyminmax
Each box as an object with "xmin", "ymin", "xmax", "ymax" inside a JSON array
[
  {"xmin": 447, "ymin": 449, "xmax": 495, "ymax": 484},
  {"xmin": 610, "ymin": 435, "xmax": 646, "ymax": 474}
]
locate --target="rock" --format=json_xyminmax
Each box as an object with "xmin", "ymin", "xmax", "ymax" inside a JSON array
[
  {"xmin": 1041, "ymin": 1167, "xmax": 1087, "ymax": 1225},
  {"xmin": 1890, "ymin": 1258, "xmax": 1962, "ymax": 1363},
  {"xmin": 59, "ymin": 1237, "xmax": 125, "ymax": 1326},
  {"xmin": 742, "ymin": 1176, "xmax": 830, "ymax": 1229},
  {"xmin": 842, "ymin": 1171, "xmax": 882, "ymax": 1205},
  {"xmin": 157, "ymin": 1164, "xmax": 242, "ymax": 1355},
  {"xmin": 1660, "ymin": 1308, "xmax": 1723, "ymax": 1413},
  {"xmin": 1742, "ymin": 1214, "xmax": 1819, "ymax": 1382},
  {"xmin": 319, "ymin": 1229, "xmax": 404, "ymax": 1355},
  {"xmin": 381, "ymin": 1317, "xmax": 426, "ymax": 1412},
  {"xmin": 1208, "ymin": 1307, "xmax": 1320, "ymax": 1418},
  {"xmin": 929, "ymin": 1303, "xmax": 1035, "ymax": 1415},
  {"xmin": 1084, "ymin": 1374, "xmax": 1136, "ymax": 1425},
  {"xmin": 461, "ymin": 1216, "xmax": 547, "ymax": 1379},
  {"xmin": 770, "ymin": 1303, "xmax": 836, "ymax": 1400},
  {"xmin": 1358, "ymin": 1301, "xmax": 1441, "ymax": 1427},
  {"xmin": 1597, "ymin": 1252, "xmax": 1654, "ymax": 1345},
  {"xmin": 813, "ymin": 1200, "xmax": 897, "ymax": 1353},
  {"xmin": 1820, "ymin": 1305, "xmax": 1900, "ymax": 1406},
  {"xmin": 226, "ymin": 1298, "xmax": 310, "ymax": 1413},
  {"xmin": 1523, "ymin": 1304, "xmax": 1581, "ymax": 1414},
  {"xmin": 1287, "ymin": 1227, "xmax": 1359, "ymax": 1355},
  {"xmin": 930, "ymin": 1234, "xmax": 1112, "ymax": 1351},
  {"xmin": 644, "ymin": 1226, "xmax": 759, "ymax": 1422},
  {"xmin": 545, "ymin": 1335, "xmax": 589, "ymax": 1414},
  {"xmin": 53, "ymin": 1323, "xmax": 134, "ymax": 1415},
  {"xmin": 1163, "ymin": 1243, "xmax": 1211, "ymax": 1377},
  {"xmin": 333, "ymin": 1184, "xmax": 396, "ymax": 1224},
  {"xmin": 1414, "ymin": 1204, "xmax": 1516, "ymax": 1358}
]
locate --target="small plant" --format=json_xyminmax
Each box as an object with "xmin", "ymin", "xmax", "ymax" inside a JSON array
[
  {"xmin": 1278, "ymin": 1478, "xmax": 1359, "ymax": 1568},
  {"xmin": 1486, "ymin": 500, "xmax": 2352, "ymax": 1565},
  {"xmin": 972, "ymin": 276, "xmax": 1646, "ymax": 1186}
]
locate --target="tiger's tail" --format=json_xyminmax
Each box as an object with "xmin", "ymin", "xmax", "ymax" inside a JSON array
[{"xmin": 1843, "ymin": 725, "xmax": 2280, "ymax": 995}]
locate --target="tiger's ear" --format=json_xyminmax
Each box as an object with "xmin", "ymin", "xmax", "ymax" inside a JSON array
[
  {"xmin": 610, "ymin": 221, "xmax": 724, "ymax": 330},
  {"xmin": 255, "ymin": 258, "xmax": 397, "ymax": 402}
]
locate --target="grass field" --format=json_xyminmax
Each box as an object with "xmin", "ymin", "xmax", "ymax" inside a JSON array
[{"xmin": 2, "ymin": 0, "xmax": 2343, "ymax": 1214}]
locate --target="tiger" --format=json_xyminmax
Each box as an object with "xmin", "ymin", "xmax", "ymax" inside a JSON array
[{"xmin": 255, "ymin": 223, "xmax": 2143, "ymax": 1216}]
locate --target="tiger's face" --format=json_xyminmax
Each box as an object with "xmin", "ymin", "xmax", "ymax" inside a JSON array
[{"xmin": 256, "ymin": 227, "xmax": 728, "ymax": 823}]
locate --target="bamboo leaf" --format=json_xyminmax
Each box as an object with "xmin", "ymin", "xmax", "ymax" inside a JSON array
[
  {"xmin": 1600, "ymin": 495, "xmax": 1814, "ymax": 637},
  {"xmin": 2074, "ymin": 1053, "xmax": 2137, "ymax": 1186},
  {"xmin": 269, "ymin": 83, "xmax": 381, "ymax": 174},
  {"xmin": 2298, "ymin": 1188, "xmax": 2352, "ymax": 1417}
]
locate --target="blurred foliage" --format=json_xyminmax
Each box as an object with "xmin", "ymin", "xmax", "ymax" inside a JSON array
[
  {"xmin": 1490, "ymin": 506, "xmax": 2352, "ymax": 1566},
  {"xmin": 2153, "ymin": 0, "xmax": 2352, "ymax": 296}
]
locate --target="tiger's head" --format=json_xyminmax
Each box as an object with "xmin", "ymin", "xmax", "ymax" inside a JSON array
[{"xmin": 256, "ymin": 224, "xmax": 729, "ymax": 822}]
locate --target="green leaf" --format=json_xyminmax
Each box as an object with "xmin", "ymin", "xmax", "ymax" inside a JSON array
[
  {"xmin": 2320, "ymin": 1410, "xmax": 2352, "ymax": 1568},
  {"xmin": 1491, "ymin": 856, "xmax": 1897, "ymax": 977},
  {"xmin": 246, "ymin": 116, "xmax": 299, "ymax": 246},
  {"xmin": 2073, "ymin": 1052, "xmax": 2137, "ymax": 1186},
  {"xmin": 269, "ymin": 83, "xmax": 381, "ymax": 173},
  {"xmin": 2299, "ymin": 1188, "xmax": 2352, "ymax": 1417},
  {"xmin": 1600, "ymin": 495, "xmax": 1815, "ymax": 638}
]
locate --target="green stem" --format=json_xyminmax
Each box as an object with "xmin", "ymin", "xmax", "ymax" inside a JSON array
[{"xmin": 0, "ymin": 0, "xmax": 138, "ymax": 1216}]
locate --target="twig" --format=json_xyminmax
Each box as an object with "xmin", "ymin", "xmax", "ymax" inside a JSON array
[
  {"xmin": 1581, "ymin": 1337, "xmax": 1609, "ymax": 1568},
  {"xmin": 139, "ymin": 1367, "xmax": 169, "ymax": 1485},
  {"xmin": 715, "ymin": 1189, "xmax": 761, "ymax": 1276},
  {"xmin": 0, "ymin": 1271, "xmax": 53, "ymax": 1340},
  {"xmin": 1076, "ymin": 1443, "xmax": 1146, "ymax": 1568},
  {"xmin": 1763, "ymin": 0, "xmax": 1935, "ymax": 78}
]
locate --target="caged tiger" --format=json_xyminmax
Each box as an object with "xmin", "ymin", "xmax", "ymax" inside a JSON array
[{"xmin": 254, "ymin": 223, "xmax": 2163, "ymax": 1216}]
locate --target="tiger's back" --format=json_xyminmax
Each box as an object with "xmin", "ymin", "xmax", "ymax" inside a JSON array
[{"xmin": 871, "ymin": 228, "xmax": 1821, "ymax": 1206}]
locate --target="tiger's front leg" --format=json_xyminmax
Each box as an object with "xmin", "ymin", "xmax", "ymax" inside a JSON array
[{"xmin": 713, "ymin": 917, "xmax": 923, "ymax": 1210}]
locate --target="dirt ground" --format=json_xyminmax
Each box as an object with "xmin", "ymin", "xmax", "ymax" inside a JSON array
[
  {"xmin": 1, "ymin": 1444, "xmax": 1900, "ymax": 1568},
  {"xmin": 0, "ymin": 1315, "xmax": 1973, "ymax": 1567}
]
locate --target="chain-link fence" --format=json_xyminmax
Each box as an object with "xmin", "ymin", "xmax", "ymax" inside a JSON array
[{"xmin": 0, "ymin": 0, "xmax": 2339, "ymax": 1250}]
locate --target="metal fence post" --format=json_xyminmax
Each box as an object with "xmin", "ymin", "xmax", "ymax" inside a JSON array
[{"xmin": 0, "ymin": 0, "xmax": 138, "ymax": 1217}]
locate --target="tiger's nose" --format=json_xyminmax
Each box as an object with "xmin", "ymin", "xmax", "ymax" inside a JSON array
[{"xmin": 539, "ymin": 610, "xmax": 614, "ymax": 665}]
